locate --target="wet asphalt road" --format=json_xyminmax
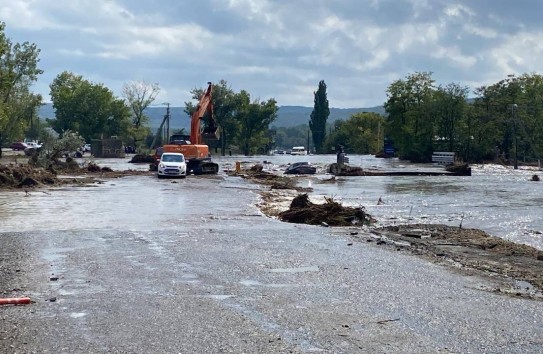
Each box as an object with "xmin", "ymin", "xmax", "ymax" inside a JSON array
[{"xmin": 1, "ymin": 173, "xmax": 543, "ymax": 353}]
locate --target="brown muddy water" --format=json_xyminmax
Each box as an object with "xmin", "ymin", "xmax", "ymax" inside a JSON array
[{"xmin": 1, "ymin": 154, "xmax": 542, "ymax": 251}]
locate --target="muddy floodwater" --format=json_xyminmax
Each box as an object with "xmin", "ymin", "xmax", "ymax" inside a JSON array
[
  {"xmin": 218, "ymin": 154, "xmax": 543, "ymax": 250},
  {"xmin": 1, "ymin": 154, "xmax": 542, "ymax": 251}
]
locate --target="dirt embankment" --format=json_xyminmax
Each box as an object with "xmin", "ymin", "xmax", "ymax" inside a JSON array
[{"xmin": 234, "ymin": 164, "xmax": 543, "ymax": 300}]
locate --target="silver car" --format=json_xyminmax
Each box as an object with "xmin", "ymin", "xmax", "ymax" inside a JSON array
[{"xmin": 157, "ymin": 152, "xmax": 187, "ymax": 178}]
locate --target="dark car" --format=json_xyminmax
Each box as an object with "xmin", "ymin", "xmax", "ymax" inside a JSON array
[
  {"xmin": 284, "ymin": 162, "xmax": 317, "ymax": 175},
  {"xmin": 10, "ymin": 142, "xmax": 28, "ymax": 151}
]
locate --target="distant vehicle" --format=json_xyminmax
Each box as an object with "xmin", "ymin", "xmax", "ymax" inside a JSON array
[
  {"xmin": 11, "ymin": 142, "xmax": 28, "ymax": 151},
  {"xmin": 84, "ymin": 144, "xmax": 91, "ymax": 152},
  {"xmin": 291, "ymin": 146, "xmax": 307, "ymax": 155},
  {"xmin": 25, "ymin": 141, "xmax": 42, "ymax": 149},
  {"xmin": 157, "ymin": 152, "xmax": 187, "ymax": 179},
  {"xmin": 274, "ymin": 150, "xmax": 286, "ymax": 155},
  {"xmin": 284, "ymin": 161, "xmax": 316, "ymax": 175}
]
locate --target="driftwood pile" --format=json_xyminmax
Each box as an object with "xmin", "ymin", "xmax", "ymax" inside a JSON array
[
  {"xmin": 129, "ymin": 154, "xmax": 155, "ymax": 163},
  {"xmin": 0, "ymin": 164, "xmax": 57, "ymax": 188},
  {"xmin": 279, "ymin": 193, "xmax": 373, "ymax": 226}
]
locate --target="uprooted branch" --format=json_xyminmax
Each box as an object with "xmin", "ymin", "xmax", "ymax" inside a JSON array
[{"xmin": 279, "ymin": 194, "xmax": 374, "ymax": 226}]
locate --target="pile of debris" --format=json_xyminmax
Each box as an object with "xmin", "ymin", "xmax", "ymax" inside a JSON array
[
  {"xmin": 279, "ymin": 193, "xmax": 373, "ymax": 226},
  {"xmin": 0, "ymin": 164, "xmax": 57, "ymax": 188},
  {"xmin": 230, "ymin": 163, "xmax": 302, "ymax": 190},
  {"xmin": 129, "ymin": 154, "xmax": 155, "ymax": 163},
  {"xmin": 445, "ymin": 162, "xmax": 472, "ymax": 176}
]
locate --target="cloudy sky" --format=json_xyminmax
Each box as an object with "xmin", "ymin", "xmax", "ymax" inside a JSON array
[{"xmin": 2, "ymin": 0, "xmax": 543, "ymax": 108}]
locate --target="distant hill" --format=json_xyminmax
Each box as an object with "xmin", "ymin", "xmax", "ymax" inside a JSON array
[{"xmin": 38, "ymin": 103, "xmax": 386, "ymax": 131}]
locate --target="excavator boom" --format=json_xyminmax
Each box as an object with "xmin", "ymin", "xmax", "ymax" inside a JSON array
[
  {"xmin": 190, "ymin": 82, "xmax": 219, "ymax": 145},
  {"xmin": 152, "ymin": 82, "xmax": 219, "ymax": 175}
]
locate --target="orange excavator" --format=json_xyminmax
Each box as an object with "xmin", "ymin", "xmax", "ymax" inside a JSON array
[{"xmin": 152, "ymin": 82, "xmax": 220, "ymax": 174}]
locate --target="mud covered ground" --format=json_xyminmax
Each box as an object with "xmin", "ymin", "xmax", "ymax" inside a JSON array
[
  {"xmin": 234, "ymin": 166, "xmax": 543, "ymax": 301},
  {"xmin": 0, "ymin": 154, "xmax": 152, "ymax": 189}
]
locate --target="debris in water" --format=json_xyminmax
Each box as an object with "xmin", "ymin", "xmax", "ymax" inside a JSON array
[{"xmin": 278, "ymin": 194, "xmax": 373, "ymax": 226}]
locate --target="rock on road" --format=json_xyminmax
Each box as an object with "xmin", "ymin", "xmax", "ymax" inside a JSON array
[{"xmin": 1, "ymin": 174, "xmax": 543, "ymax": 353}]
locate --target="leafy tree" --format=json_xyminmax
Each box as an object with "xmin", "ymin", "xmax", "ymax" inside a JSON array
[
  {"xmin": 272, "ymin": 124, "xmax": 310, "ymax": 151},
  {"xmin": 184, "ymin": 80, "xmax": 277, "ymax": 155},
  {"xmin": 185, "ymin": 80, "xmax": 238, "ymax": 155},
  {"xmin": 432, "ymin": 83, "xmax": 469, "ymax": 152},
  {"xmin": 232, "ymin": 91, "xmax": 278, "ymax": 155},
  {"xmin": 123, "ymin": 80, "xmax": 160, "ymax": 149},
  {"xmin": 384, "ymin": 72, "xmax": 436, "ymax": 162},
  {"xmin": 0, "ymin": 22, "xmax": 43, "ymax": 158},
  {"xmin": 49, "ymin": 71, "xmax": 131, "ymax": 142},
  {"xmin": 309, "ymin": 80, "xmax": 330, "ymax": 154},
  {"xmin": 472, "ymin": 73, "xmax": 543, "ymax": 164},
  {"xmin": 326, "ymin": 112, "xmax": 385, "ymax": 154}
]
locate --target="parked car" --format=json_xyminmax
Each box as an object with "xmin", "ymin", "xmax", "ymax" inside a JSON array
[
  {"xmin": 157, "ymin": 152, "xmax": 187, "ymax": 179},
  {"xmin": 10, "ymin": 142, "xmax": 28, "ymax": 151},
  {"xmin": 284, "ymin": 161, "xmax": 317, "ymax": 175},
  {"xmin": 83, "ymin": 144, "xmax": 91, "ymax": 152},
  {"xmin": 26, "ymin": 141, "xmax": 42, "ymax": 149}
]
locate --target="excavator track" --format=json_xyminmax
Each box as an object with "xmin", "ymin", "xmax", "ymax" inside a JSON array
[{"xmin": 188, "ymin": 159, "xmax": 219, "ymax": 175}]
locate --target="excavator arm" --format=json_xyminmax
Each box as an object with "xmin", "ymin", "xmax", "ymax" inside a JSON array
[
  {"xmin": 152, "ymin": 82, "xmax": 220, "ymax": 175},
  {"xmin": 190, "ymin": 82, "xmax": 219, "ymax": 145}
]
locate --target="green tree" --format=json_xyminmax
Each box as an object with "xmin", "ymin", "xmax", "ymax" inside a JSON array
[
  {"xmin": 184, "ymin": 80, "xmax": 277, "ymax": 155},
  {"xmin": 232, "ymin": 91, "xmax": 278, "ymax": 155},
  {"xmin": 384, "ymin": 72, "xmax": 436, "ymax": 162},
  {"xmin": 49, "ymin": 71, "xmax": 131, "ymax": 142},
  {"xmin": 472, "ymin": 73, "xmax": 543, "ymax": 164},
  {"xmin": 123, "ymin": 80, "xmax": 160, "ymax": 149},
  {"xmin": 185, "ymin": 80, "xmax": 239, "ymax": 155},
  {"xmin": 326, "ymin": 112, "xmax": 385, "ymax": 154},
  {"xmin": 309, "ymin": 80, "xmax": 330, "ymax": 154},
  {"xmin": 272, "ymin": 124, "xmax": 310, "ymax": 151},
  {"xmin": 432, "ymin": 83, "xmax": 469, "ymax": 152},
  {"xmin": 0, "ymin": 22, "xmax": 43, "ymax": 158}
]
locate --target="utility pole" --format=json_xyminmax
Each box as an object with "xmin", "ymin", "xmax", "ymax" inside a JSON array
[
  {"xmin": 512, "ymin": 103, "xmax": 518, "ymax": 169},
  {"xmin": 165, "ymin": 103, "xmax": 171, "ymax": 141}
]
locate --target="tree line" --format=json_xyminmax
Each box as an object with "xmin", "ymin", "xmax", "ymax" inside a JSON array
[
  {"xmin": 303, "ymin": 72, "xmax": 543, "ymax": 166},
  {"xmin": 0, "ymin": 23, "xmax": 279, "ymax": 157},
  {"xmin": 383, "ymin": 71, "xmax": 543, "ymax": 164},
  {"xmin": 3, "ymin": 21, "xmax": 543, "ymax": 163}
]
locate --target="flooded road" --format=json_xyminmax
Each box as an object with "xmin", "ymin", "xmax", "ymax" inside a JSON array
[
  {"xmin": 1, "ymin": 156, "xmax": 543, "ymax": 353},
  {"xmin": 216, "ymin": 154, "xmax": 543, "ymax": 250}
]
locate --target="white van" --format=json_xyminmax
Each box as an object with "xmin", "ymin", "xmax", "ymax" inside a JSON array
[{"xmin": 290, "ymin": 146, "xmax": 307, "ymax": 155}]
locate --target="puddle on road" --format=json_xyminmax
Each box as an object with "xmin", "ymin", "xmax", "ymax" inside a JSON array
[
  {"xmin": 203, "ymin": 294, "xmax": 235, "ymax": 300},
  {"xmin": 70, "ymin": 312, "xmax": 87, "ymax": 319},
  {"xmin": 269, "ymin": 266, "xmax": 319, "ymax": 273}
]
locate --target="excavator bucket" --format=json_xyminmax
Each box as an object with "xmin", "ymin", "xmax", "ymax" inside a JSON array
[{"xmin": 202, "ymin": 125, "xmax": 220, "ymax": 141}]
